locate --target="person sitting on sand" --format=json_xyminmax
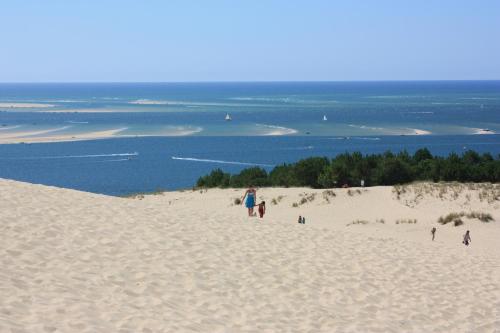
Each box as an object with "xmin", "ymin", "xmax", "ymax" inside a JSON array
[
  {"xmin": 431, "ymin": 227, "xmax": 436, "ymax": 241},
  {"xmin": 241, "ymin": 186, "xmax": 257, "ymax": 217},
  {"xmin": 298, "ymin": 215, "xmax": 302, "ymax": 224},
  {"xmin": 463, "ymin": 230, "xmax": 471, "ymax": 246},
  {"xmin": 257, "ymin": 201, "xmax": 266, "ymax": 218}
]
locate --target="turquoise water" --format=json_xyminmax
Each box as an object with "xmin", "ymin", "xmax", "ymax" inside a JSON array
[
  {"xmin": 1, "ymin": 81, "xmax": 499, "ymax": 136},
  {"xmin": 0, "ymin": 135, "xmax": 499, "ymax": 195},
  {"xmin": 1, "ymin": 82, "xmax": 499, "ymax": 194}
]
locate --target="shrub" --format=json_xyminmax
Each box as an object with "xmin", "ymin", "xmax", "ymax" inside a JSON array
[
  {"xmin": 438, "ymin": 211, "xmax": 494, "ymax": 224},
  {"xmin": 438, "ymin": 212, "xmax": 463, "ymax": 225},
  {"xmin": 395, "ymin": 218, "xmax": 417, "ymax": 224},
  {"xmin": 196, "ymin": 150, "xmax": 500, "ymax": 189},
  {"xmin": 271, "ymin": 195, "xmax": 285, "ymax": 205},
  {"xmin": 293, "ymin": 157, "xmax": 330, "ymax": 188},
  {"xmin": 230, "ymin": 167, "xmax": 269, "ymax": 187},
  {"xmin": 347, "ymin": 219, "xmax": 369, "ymax": 226},
  {"xmin": 197, "ymin": 168, "xmax": 230, "ymax": 188},
  {"xmin": 467, "ymin": 211, "xmax": 494, "ymax": 222}
]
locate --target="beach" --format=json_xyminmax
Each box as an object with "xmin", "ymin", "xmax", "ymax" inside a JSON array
[
  {"xmin": 1, "ymin": 179, "xmax": 499, "ymax": 332},
  {"xmin": 0, "ymin": 127, "xmax": 129, "ymax": 144}
]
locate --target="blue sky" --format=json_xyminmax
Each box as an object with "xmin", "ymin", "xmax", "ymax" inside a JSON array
[{"xmin": 1, "ymin": 0, "xmax": 499, "ymax": 82}]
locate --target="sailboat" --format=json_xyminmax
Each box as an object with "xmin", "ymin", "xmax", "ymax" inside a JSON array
[
  {"xmin": 225, "ymin": 113, "xmax": 232, "ymax": 121},
  {"xmin": 323, "ymin": 115, "xmax": 327, "ymax": 121}
]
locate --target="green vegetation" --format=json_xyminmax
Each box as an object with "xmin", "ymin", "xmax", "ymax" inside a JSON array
[
  {"xmin": 122, "ymin": 187, "xmax": 167, "ymax": 199},
  {"xmin": 196, "ymin": 149, "xmax": 500, "ymax": 189},
  {"xmin": 395, "ymin": 218, "xmax": 418, "ymax": 224},
  {"xmin": 438, "ymin": 211, "xmax": 494, "ymax": 225}
]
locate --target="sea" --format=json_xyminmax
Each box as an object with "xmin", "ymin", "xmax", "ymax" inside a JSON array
[{"xmin": 1, "ymin": 81, "xmax": 499, "ymax": 195}]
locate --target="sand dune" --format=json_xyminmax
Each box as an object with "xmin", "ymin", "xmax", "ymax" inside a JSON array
[{"xmin": 0, "ymin": 179, "xmax": 499, "ymax": 332}]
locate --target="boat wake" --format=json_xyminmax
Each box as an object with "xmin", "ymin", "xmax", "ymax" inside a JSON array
[
  {"xmin": 0, "ymin": 152, "xmax": 139, "ymax": 160},
  {"xmin": 172, "ymin": 156, "xmax": 275, "ymax": 167}
]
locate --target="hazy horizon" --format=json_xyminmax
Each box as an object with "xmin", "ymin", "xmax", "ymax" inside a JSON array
[{"xmin": 2, "ymin": 79, "xmax": 500, "ymax": 84}]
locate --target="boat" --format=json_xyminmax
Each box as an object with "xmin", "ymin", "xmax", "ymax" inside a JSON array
[
  {"xmin": 225, "ymin": 113, "xmax": 232, "ymax": 121},
  {"xmin": 323, "ymin": 115, "xmax": 327, "ymax": 121}
]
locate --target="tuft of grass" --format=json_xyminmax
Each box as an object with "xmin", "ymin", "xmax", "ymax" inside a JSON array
[
  {"xmin": 292, "ymin": 202, "xmax": 299, "ymax": 207},
  {"xmin": 376, "ymin": 218, "xmax": 385, "ymax": 224},
  {"xmin": 395, "ymin": 218, "xmax": 417, "ymax": 224},
  {"xmin": 322, "ymin": 190, "xmax": 336, "ymax": 203},
  {"xmin": 438, "ymin": 211, "xmax": 494, "ymax": 225},
  {"xmin": 347, "ymin": 189, "xmax": 363, "ymax": 197},
  {"xmin": 296, "ymin": 193, "xmax": 316, "ymax": 205},
  {"xmin": 122, "ymin": 188, "xmax": 166, "ymax": 199},
  {"xmin": 346, "ymin": 219, "xmax": 369, "ymax": 226},
  {"xmin": 271, "ymin": 195, "xmax": 285, "ymax": 205},
  {"xmin": 467, "ymin": 211, "xmax": 493, "ymax": 222},
  {"xmin": 234, "ymin": 198, "xmax": 242, "ymax": 205},
  {"xmin": 454, "ymin": 218, "xmax": 464, "ymax": 226},
  {"xmin": 395, "ymin": 182, "xmax": 500, "ymax": 206},
  {"xmin": 438, "ymin": 212, "xmax": 463, "ymax": 225}
]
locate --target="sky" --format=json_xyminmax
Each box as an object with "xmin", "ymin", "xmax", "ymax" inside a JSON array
[{"xmin": 0, "ymin": 0, "xmax": 499, "ymax": 82}]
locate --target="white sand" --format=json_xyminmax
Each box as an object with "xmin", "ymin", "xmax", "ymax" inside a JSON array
[
  {"xmin": 474, "ymin": 128, "xmax": 496, "ymax": 135},
  {"xmin": 0, "ymin": 127, "xmax": 128, "ymax": 144},
  {"xmin": 1, "ymin": 180, "xmax": 499, "ymax": 332},
  {"xmin": 408, "ymin": 128, "xmax": 432, "ymax": 135}
]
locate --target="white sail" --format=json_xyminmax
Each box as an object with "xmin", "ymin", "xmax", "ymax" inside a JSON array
[
  {"xmin": 323, "ymin": 115, "xmax": 327, "ymax": 121},
  {"xmin": 225, "ymin": 113, "xmax": 232, "ymax": 121}
]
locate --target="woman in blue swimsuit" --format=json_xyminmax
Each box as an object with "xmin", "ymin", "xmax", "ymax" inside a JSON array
[{"xmin": 241, "ymin": 186, "xmax": 257, "ymax": 216}]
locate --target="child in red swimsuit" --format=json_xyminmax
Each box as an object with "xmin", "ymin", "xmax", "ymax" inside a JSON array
[{"xmin": 257, "ymin": 201, "xmax": 266, "ymax": 218}]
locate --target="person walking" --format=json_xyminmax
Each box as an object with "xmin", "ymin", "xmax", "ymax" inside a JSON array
[
  {"xmin": 463, "ymin": 230, "xmax": 471, "ymax": 246},
  {"xmin": 431, "ymin": 227, "xmax": 436, "ymax": 241},
  {"xmin": 257, "ymin": 201, "xmax": 266, "ymax": 218},
  {"xmin": 241, "ymin": 186, "xmax": 257, "ymax": 217}
]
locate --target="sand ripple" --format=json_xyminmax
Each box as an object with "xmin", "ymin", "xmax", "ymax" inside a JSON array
[{"xmin": 0, "ymin": 180, "xmax": 499, "ymax": 332}]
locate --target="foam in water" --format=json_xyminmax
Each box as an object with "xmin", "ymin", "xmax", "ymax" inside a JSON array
[
  {"xmin": 0, "ymin": 152, "xmax": 138, "ymax": 160},
  {"xmin": 129, "ymin": 99, "xmax": 169, "ymax": 105},
  {"xmin": 171, "ymin": 156, "xmax": 274, "ymax": 167},
  {"xmin": 98, "ymin": 158, "xmax": 132, "ymax": 162},
  {"xmin": 351, "ymin": 137, "xmax": 381, "ymax": 141},
  {"xmin": 348, "ymin": 124, "xmax": 384, "ymax": 131}
]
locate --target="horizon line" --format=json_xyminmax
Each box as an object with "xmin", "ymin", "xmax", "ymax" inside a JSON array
[{"xmin": 1, "ymin": 79, "xmax": 500, "ymax": 84}]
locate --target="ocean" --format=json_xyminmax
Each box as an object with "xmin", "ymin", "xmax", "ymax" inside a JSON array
[{"xmin": 1, "ymin": 81, "xmax": 499, "ymax": 195}]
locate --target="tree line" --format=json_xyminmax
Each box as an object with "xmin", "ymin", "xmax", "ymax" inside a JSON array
[{"xmin": 196, "ymin": 149, "xmax": 500, "ymax": 189}]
